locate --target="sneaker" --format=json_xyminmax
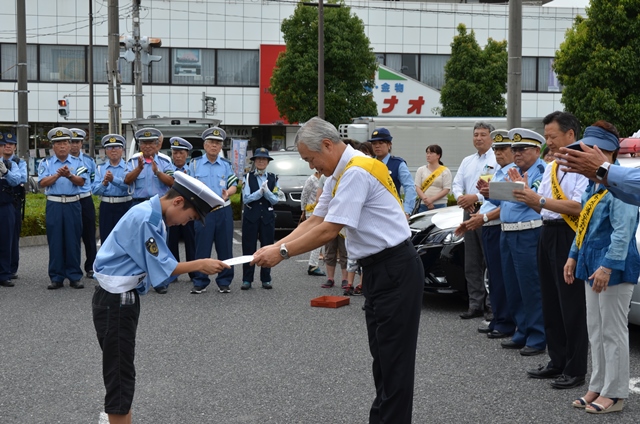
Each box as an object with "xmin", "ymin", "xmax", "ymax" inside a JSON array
[
  {"xmin": 47, "ymin": 282, "xmax": 63, "ymax": 290},
  {"xmin": 353, "ymin": 284, "xmax": 363, "ymax": 296},
  {"xmin": 341, "ymin": 280, "xmax": 349, "ymax": 289},
  {"xmin": 241, "ymin": 281, "xmax": 252, "ymax": 290},
  {"xmin": 155, "ymin": 286, "xmax": 168, "ymax": 294},
  {"xmin": 191, "ymin": 286, "xmax": 207, "ymax": 294},
  {"xmin": 307, "ymin": 266, "xmax": 326, "ymax": 277},
  {"xmin": 70, "ymin": 281, "xmax": 85, "ymax": 289},
  {"xmin": 262, "ymin": 281, "xmax": 273, "ymax": 290},
  {"xmin": 218, "ymin": 286, "xmax": 231, "ymax": 293},
  {"xmin": 321, "ymin": 279, "xmax": 335, "ymax": 288}
]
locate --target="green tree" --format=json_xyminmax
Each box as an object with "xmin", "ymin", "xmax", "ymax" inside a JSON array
[
  {"xmin": 438, "ymin": 24, "xmax": 508, "ymax": 117},
  {"xmin": 554, "ymin": 0, "xmax": 640, "ymax": 137},
  {"xmin": 270, "ymin": 1, "xmax": 378, "ymax": 128}
]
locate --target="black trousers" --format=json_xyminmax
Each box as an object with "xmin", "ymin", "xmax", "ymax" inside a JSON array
[
  {"xmin": 80, "ymin": 196, "xmax": 97, "ymax": 273},
  {"xmin": 11, "ymin": 204, "xmax": 21, "ymax": 275},
  {"xmin": 99, "ymin": 200, "xmax": 132, "ymax": 244},
  {"xmin": 242, "ymin": 216, "xmax": 275, "ymax": 283},
  {"xmin": 362, "ymin": 240, "xmax": 423, "ymax": 424},
  {"xmin": 538, "ymin": 223, "xmax": 588, "ymax": 377},
  {"xmin": 167, "ymin": 221, "xmax": 196, "ymax": 279}
]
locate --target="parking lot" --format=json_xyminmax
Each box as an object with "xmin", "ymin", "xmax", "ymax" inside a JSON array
[{"xmin": 0, "ymin": 237, "xmax": 639, "ymax": 423}]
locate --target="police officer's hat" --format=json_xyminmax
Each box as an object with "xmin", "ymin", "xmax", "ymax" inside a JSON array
[
  {"xmin": 135, "ymin": 127, "xmax": 162, "ymax": 142},
  {"xmin": 491, "ymin": 129, "xmax": 511, "ymax": 148},
  {"xmin": 508, "ymin": 128, "xmax": 544, "ymax": 148},
  {"xmin": 172, "ymin": 172, "xmax": 224, "ymax": 225},
  {"xmin": 70, "ymin": 128, "xmax": 86, "ymax": 141},
  {"xmin": 566, "ymin": 125, "xmax": 620, "ymax": 152},
  {"xmin": 250, "ymin": 147, "xmax": 273, "ymax": 162},
  {"xmin": 0, "ymin": 133, "xmax": 5, "ymax": 146},
  {"xmin": 202, "ymin": 127, "xmax": 226, "ymax": 142},
  {"xmin": 170, "ymin": 137, "xmax": 193, "ymax": 151},
  {"xmin": 368, "ymin": 128, "xmax": 393, "ymax": 143},
  {"xmin": 4, "ymin": 132, "xmax": 16, "ymax": 144},
  {"xmin": 47, "ymin": 127, "xmax": 73, "ymax": 142},
  {"xmin": 101, "ymin": 134, "xmax": 125, "ymax": 148}
]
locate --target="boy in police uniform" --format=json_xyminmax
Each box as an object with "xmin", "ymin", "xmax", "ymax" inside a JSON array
[
  {"xmin": 241, "ymin": 147, "xmax": 280, "ymax": 289},
  {"xmin": 92, "ymin": 172, "xmax": 229, "ymax": 424},
  {"xmin": 2, "ymin": 132, "xmax": 27, "ymax": 280}
]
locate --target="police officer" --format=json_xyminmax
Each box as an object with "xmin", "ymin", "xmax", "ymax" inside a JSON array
[
  {"xmin": 189, "ymin": 127, "xmax": 238, "ymax": 294},
  {"xmin": 2, "ymin": 132, "xmax": 27, "ymax": 280},
  {"xmin": 0, "ymin": 135, "xmax": 21, "ymax": 287},
  {"xmin": 489, "ymin": 128, "xmax": 548, "ymax": 356},
  {"xmin": 124, "ymin": 128, "xmax": 174, "ymax": 205},
  {"xmin": 165, "ymin": 137, "xmax": 197, "ymax": 289},
  {"xmin": 69, "ymin": 128, "xmax": 97, "ymax": 278},
  {"xmin": 92, "ymin": 134, "xmax": 132, "ymax": 244},
  {"xmin": 38, "ymin": 127, "xmax": 88, "ymax": 289},
  {"xmin": 368, "ymin": 128, "xmax": 417, "ymax": 218},
  {"xmin": 241, "ymin": 147, "xmax": 279, "ymax": 290}
]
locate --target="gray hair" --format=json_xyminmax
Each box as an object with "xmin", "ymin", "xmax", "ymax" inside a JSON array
[
  {"xmin": 295, "ymin": 117, "xmax": 341, "ymax": 152},
  {"xmin": 473, "ymin": 121, "xmax": 495, "ymax": 133}
]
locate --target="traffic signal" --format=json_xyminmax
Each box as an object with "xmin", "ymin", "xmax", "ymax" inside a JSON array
[{"xmin": 58, "ymin": 99, "xmax": 69, "ymax": 119}]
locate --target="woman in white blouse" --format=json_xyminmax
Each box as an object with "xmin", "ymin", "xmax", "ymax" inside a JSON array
[{"xmin": 414, "ymin": 145, "xmax": 452, "ymax": 213}]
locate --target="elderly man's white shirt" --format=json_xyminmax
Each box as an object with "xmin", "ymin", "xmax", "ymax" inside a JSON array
[
  {"xmin": 538, "ymin": 160, "xmax": 588, "ymax": 220},
  {"xmin": 313, "ymin": 145, "xmax": 411, "ymax": 259}
]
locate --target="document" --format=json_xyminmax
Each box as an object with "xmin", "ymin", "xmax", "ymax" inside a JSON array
[
  {"xmin": 489, "ymin": 181, "xmax": 525, "ymax": 202},
  {"xmin": 222, "ymin": 255, "xmax": 254, "ymax": 266}
]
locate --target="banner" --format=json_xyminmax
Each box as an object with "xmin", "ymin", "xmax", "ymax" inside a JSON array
[{"xmin": 231, "ymin": 139, "xmax": 249, "ymax": 181}]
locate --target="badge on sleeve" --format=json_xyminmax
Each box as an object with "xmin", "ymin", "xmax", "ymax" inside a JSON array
[{"xmin": 145, "ymin": 237, "xmax": 159, "ymax": 257}]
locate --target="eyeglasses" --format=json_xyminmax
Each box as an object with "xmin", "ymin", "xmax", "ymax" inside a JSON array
[{"xmin": 511, "ymin": 146, "xmax": 534, "ymax": 153}]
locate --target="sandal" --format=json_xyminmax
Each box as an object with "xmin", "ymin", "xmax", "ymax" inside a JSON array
[
  {"xmin": 353, "ymin": 284, "xmax": 363, "ymax": 296},
  {"xmin": 586, "ymin": 398, "xmax": 624, "ymax": 414},
  {"xmin": 572, "ymin": 392, "xmax": 599, "ymax": 409},
  {"xmin": 343, "ymin": 284, "xmax": 353, "ymax": 296}
]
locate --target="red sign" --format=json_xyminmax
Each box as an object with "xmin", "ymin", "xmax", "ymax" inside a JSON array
[{"xmin": 259, "ymin": 44, "xmax": 290, "ymax": 125}]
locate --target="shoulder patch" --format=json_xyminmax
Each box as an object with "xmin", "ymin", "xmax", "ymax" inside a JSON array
[{"xmin": 145, "ymin": 237, "xmax": 159, "ymax": 257}]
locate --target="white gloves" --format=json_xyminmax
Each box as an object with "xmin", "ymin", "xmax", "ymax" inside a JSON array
[
  {"xmin": 260, "ymin": 180, "xmax": 269, "ymax": 195},
  {"xmin": 0, "ymin": 160, "xmax": 7, "ymax": 175}
]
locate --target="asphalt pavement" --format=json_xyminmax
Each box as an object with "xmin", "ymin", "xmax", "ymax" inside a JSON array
[{"xmin": 1, "ymin": 232, "xmax": 639, "ymax": 424}]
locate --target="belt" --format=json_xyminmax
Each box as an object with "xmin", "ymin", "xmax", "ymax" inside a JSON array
[
  {"xmin": 79, "ymin": 192, "xmax": 92, "ymax": 199},
  {"xmin": 359, "ymin": 238, "xmax": 412, "ymax": 267},
  {"xmin": 501, "ymin": 219, "xmax": 543, "ymax": 232},
  {"xmin": 101, "ymin": 196, "xmax": 132, "ymax": 204},
  {"xmin": 47, "ymin": 195, "xmax": 80, "ymax": 203},
  {"xmin": 543, "ymin": 218, "xmax": 568, "ymax": 227},
  {"xmin": 483, "ymin": 219, "xmax": 501, "ymax": 227}
]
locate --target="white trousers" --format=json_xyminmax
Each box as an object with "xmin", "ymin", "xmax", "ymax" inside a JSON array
[{"xmin": 585, "ymin": 281, "xmax": 635, "ymax": 398}]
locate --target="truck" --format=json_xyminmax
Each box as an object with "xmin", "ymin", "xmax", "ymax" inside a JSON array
[{"xmin": 338, "ymin": 117, "xmax": 545, "ymax": 175}]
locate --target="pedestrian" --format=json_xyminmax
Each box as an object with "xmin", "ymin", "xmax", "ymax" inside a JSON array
[
  {"xmin": 38, "ymin": 127, "xmax": 87, "ymax": 289},
  {"xmin": 92, "ymin": 171, "xmax": 229, "ymax": 424},
  {"xmin": 414, "ymin": 144, "xmax": 452, "ymax": 213},
  {"xmin": 189, "ymin": 127, "xmax": 238, "ymax": 294},
  {"xmin": 452, "ymin": 121, "xmax": 497, "ymax": 320},
  {"xmin": 2, "ymin": 131, "xmax": 26, "ymax": 280},
  {"xmin": 563, "ymin": 122, "xmax": 639, "ymax": 414},
  {"xmin": 92, "ymin": 134, "xmax": 132, "ymax": 246},
  {"xmin": 321, "ymin": 231, "xmax": 348, "ymax": 289},
  {"xmin": 241, "ymin": 147, "xmax": 279, "ymax": 290},
  {"xmin": 253, "ymin": 117, "xmax": 423, "ymax": 424},
  {"xmin": 0, "ymin": 135, "xmax": 21, "ymax": 288},
  {"xmin": 300, "ymin": 170, "xmax": 326, "ymax": 277},
  {"xmin": 369, "ymin": 127, "xmax": 417, "ymax": 218},
  {"xmin": 512, "ymin": 112, "xmax": 589, "ymax": 389},
  {"xmin": 70, "ymin": 128, "xmax": 97, "ymax": 278}
]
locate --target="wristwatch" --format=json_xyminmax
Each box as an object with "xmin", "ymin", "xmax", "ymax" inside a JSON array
[
  {"xmin": 596, "ymin": 162, "xmax": 611, "ymax": 181},
  {"xmin": 279, "ymin": 243, "xmax": 290, "ymax": 260},
  {"xmin": 539, "ymin": 197, "xmax": 546, "ymax": 207},
  {"xmin": 483, "ymin": 214, "xmax": 489, "ymax": 223}
]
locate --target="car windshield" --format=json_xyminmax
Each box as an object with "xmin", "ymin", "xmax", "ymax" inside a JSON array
[{"xmin": 269, "ymin": 154, "xmax": 311, "ymax": 176}]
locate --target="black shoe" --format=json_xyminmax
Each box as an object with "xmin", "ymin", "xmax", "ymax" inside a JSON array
[
  {"xmin": 0, "ymin": 280, "xmax": 15, "ymax": 287},
  {"xmin": 487, "ymin": 330, "xmax": 513, "ymax": 339},
  {"xmin": 307, "ymin": 266, "xmax": 326, "ymax": 276},
  {"xmin": 10, "ymin": 274, "xmax": 18, "ymax": 280},
  {"xmin": 155, "ymin": 287, "xmax": 168, "ymax": 294},
  {"xmin": 527, "ymin": 364, "xmax": 562, "ymax": 379},
  {"xmin": 70, "ymin": 281, "xmax": 85, "ymax": 289},
  {"xmin": 477, "ymin": 323, "xmax": 492, "ymax": 334},
  {"xmin": 550, "ymin": 374, "xmax": 586, "ymax": 390},
  {"xmin": 460, "ymin": 309, "xmax": 484, "ymax": 319},
  {"xmin": 501, "ymin": 340, "xmax": 525, "ymax": 349},
  {"xmin": 47, "ymin": 282, "xmax": 63, "ymax": 290},
  {"xmin": 520, "ymin": 346, "xmax": 546, "ymax": 356},
  {"xmin": 484, "ymin": 312, "xmax": 494, "ymax": 322},
  {"xmin": 86, "ymin": 271, "xmax": 95, "ymax": 279},
  {"xmin": 218, "ymin": 286, "xmax": 231, "ymax": 293}
]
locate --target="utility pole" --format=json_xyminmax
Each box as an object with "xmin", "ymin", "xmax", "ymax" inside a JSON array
[
  {"xmin": 507, "ymin": 0, "xmax": 522, "ymax": 129},
  {"xmin": 16, "ymin": 0, "xmax": 29, "ymax": 160},
  {"xmin": 107, "ymin": 0, "xmax": 120, "ymax": 134},
  {"xmin": 318, "ymin": 0, "xmax": 325, "ymax": 119},
  {"xmin": 132, "ymin": 0, "xmax": 143, "ymax": 119},
  {"xmin": 88, "ymin": 0, "xmax": 95, "ymax": 157}
]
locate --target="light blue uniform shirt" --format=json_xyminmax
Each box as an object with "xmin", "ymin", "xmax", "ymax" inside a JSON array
[
  {"xmin": 381, "ymin": 153, "xmax": 417, "ymax": 215},
  {"xmin": 38, "ymin": 155, "xmax": 88, "ymax": 195},
  {"xmin": 489, "ymin": 158, "xmax": 547, "ymax": 223},
  {"xmin": 93, "ymin": 195, "xmax": 178, "ymax": 294},
  {"xmin": 74, "ymin": 152, "xmax": 96, "ymax": 194},
  {"xmin": 125, "ymin": 153, "xmax": 174, "ymax": 198},
  {"xmin": 8, "ymin": 154, "xmax": 27, "ymax": 184},
  {"xmin": 242, "ymin": 172, "xmax": 279, "ymax": 205},
  {"xmin": 188, "ymin": 155, "xmax": 238, "ymax": 197},
  {"xmin": 478, "ymin": 162, "xmax": 515, "ymax": 215},
  {"xmin": 606, "ymin": 165, "xmax": 640, "ymax": 206},
  {"xmin": 92, "ymin": 159, "xmax": 129, "ymax": 197}
]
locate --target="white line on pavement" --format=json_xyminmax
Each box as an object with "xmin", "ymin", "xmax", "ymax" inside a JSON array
[{"xmin": 630, "ymin": 377, "xmax": 640, "ymax": 394}]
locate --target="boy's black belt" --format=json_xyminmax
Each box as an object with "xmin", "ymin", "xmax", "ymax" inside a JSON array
[{"xmin": 359, "ymin": 238, "xmax": 412, "ymax": 267}]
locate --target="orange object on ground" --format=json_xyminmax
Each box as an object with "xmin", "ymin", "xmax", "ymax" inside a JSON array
[{"xmin": 310, "ymin": 295, "xmax": 350, "ymax": 308}]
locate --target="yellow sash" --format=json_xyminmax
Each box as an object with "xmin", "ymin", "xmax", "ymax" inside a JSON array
[
  {"xmin": 421, "ymin": 165, "xmax": 446, "ymax": 192},
  {"xmin": 332, "ymin": 156, "xmax": 403, "ymax": 209},
  {"xmin": 550, "ymin": 161, "xmax": 579, "ymax": 232},
  {"xmin": 575, "ymin": 188, "xmax": 608, "ymax": 249},
  {"xmin": 304, "ymin": 202, "xmax": 317, "ymax": 214}
]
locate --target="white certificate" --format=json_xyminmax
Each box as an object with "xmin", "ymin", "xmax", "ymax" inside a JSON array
[
  {"xmin": 489, "ymin": 181, "xmax": 525, "ymax": 202},
  {"xmin": 222, "ymin": 255, "xmax": 254, "ymax": 266}
]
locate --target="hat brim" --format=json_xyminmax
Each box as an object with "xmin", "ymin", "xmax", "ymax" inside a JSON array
[
  {"xmin": 250, "ymin": 156, "xmax": 273, "ymax": 161},
  {"xmin": 51, "ymin": 137, "xmax": 71, "ymax": 142},
  {"xmin": 368, "ymin": 137, "xmax": 392, "ymax": 142},
  {"xmin": 511, "ymin": 141, "xmax": 541, "ymax": 148},
  {"xmin": 137, "ymin": 137, "xmax": 159, "ymax": 142},
  {"xmin": 204, "ymin": 136, "xmax": 224, "ymax": 142},
  {"xmin": 566, "ymin": 137, "xmax": 619, "ymax": 152},
  {"xmin": 171, "ymin": 146, "xmax": 191, "ymax": 150}
]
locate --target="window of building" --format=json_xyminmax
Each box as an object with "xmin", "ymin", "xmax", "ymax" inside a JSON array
[
  {"xmin": 92, "ymin": 46, "xmax": 133, "ymax": 84},
  {"xmin": 420, "ymin": 54, "xmax": 449, "ymax": 90},
  {"xmin": 171, "ymin": 48, "xmax": 214, "ymax": 85},
  {"xmin": 143, "ymin": 47, "xmax": 170, "ymax": 84},
  {"xmin": 0, "ymin": 44, "xmax": 38, "ymax": 81},
  {"xmin": 40, "ymin": 45, "xmax": 85, "ymax": 82},
  {"xmin": 538, "ymin": 57, "xmax": 560, "ymax": 92},
  {"xmin": 522, "ymin": 57, "xmax": 538, "ymax": 92},
  {"xmin": 217, "ymin": 50, "xmax": 259, "ymax": 86},
  {"xmin": 384, "ymin": 53, "xmax": 419, "ymax": 80}
]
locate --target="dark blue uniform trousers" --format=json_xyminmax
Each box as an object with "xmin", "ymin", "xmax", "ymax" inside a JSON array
[
  {"xmin": 99, "ymin": 200, "xmax": 132, "ymax": 244},
  {"xmin": 11, "ymin": 203, "xmax": 21, "ymax": 275},
  {"xmin": 481, "ymin": 224, "xmax": 516, "ymax": 334},
  {"xmin": 362, "ymin": 240, "xmax": 423, "ymax": 424},
  {"xmin": 46, "ymin": 200, "xmax": 83, "ymax": 283},
  {"xmin": 241, "ymin": 215, "xmax": 274, "ymax": 283},
  {"xmin": 193, "ymin": 205, "xmax": 234, "ymax": 288},
  {"xmin": 80, "ymin": 196, "xmax": 97, "ymax": 273},
  {"xmin": 0, "ymin": 202, "xmax": 16, "ymax": 281},
  {"xmin": 167, "ymin": 221, "xmax": 196, "ymax": 281},
  {"xmin": 500, "ymin": 227, "xmax": 546, "ymax": 350}
]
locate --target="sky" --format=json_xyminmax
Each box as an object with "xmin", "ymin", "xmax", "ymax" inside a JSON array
[{"xmin": 544, "ymin": 0, "xmax": 590, "ymax": 7}]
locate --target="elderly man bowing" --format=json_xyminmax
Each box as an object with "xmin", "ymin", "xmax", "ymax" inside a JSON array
[{"xmin": 253, "ymin": 117, "xmax": 423, "ymax": 424}]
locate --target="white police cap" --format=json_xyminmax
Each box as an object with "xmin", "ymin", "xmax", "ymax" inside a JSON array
[
  {"xmin": 101, "ymin": 134, "xmax": 126, "ymax": 148},
  {"xmin": 491, "ymin": 129, "xmax": 511, "ymax": 147},
  {"xmin": 202, "ymin": 127, "xmax": 226, "ymax": 142},
  {"xmin": 135, "ymin": 127, "xmax": 162, "ymax": 142},
  {"xmin": 170, "ymin": 137, "xmax": 193, "ymax": 151},
  {"xmin": 172, "ymin": 172, "xmax": 224, "ymax": 224},
  {"xmin": 70, "ymin": 128, "xmax": 86, "ymax": 141},
  {"xmin": 508, "ymin": 128, "xmax": 544, "ymax": 148},
  {"xmin": 47, "ymin": 127, "xmax": 73, "ymax": 142}
]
